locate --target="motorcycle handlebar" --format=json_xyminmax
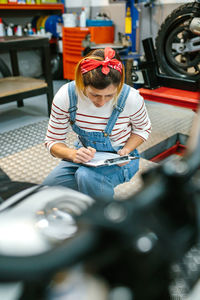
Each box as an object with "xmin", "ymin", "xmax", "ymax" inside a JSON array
[{"xmin": 0, "ymin": 227, "xmax": 100, "ymax": 281}]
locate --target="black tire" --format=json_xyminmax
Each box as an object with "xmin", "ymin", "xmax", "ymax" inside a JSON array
[
  {"xmin": 0, "ymin": 57, "xmax": 12, "ymax": 77},
  {"xmin": 155, "ymin": 2, "xmax": 200, "ymax": 80}
]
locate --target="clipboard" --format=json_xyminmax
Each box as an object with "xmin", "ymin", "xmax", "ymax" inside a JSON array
[{"xmin": 82, "ymin": 151, "xmax": 138, "ymax": 167}]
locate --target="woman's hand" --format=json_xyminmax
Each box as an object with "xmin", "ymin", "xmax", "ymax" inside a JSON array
[
  {"xmin": 73, "ymin": 147, "xmax": 96, "ymax": 164},
  {"xmin": 50, "ymin": 143, "xmax": 96, "ymax": 163},
  {"xmin": 118, "ymin": 148, "xmax": 130, "ymax": 156},
  {"xmin": 117, "ymin": 147, "xmax": 130, "ymax": 166}
]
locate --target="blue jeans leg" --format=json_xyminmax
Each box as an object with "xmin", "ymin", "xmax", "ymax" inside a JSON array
[
  {"xmin": 75, "ymin": 166, "xmax": 115, "ymax": 201},
  {"xmin": 42, "ymin": 160, "xmax": 79, "ymax": 191},
  {"xmin": 43, "ymin": 158, "xmax": 140, "ymax": 200},
  {"xmin": 75, "ymin": 158, "xmax": 139, "ymax": 200}
]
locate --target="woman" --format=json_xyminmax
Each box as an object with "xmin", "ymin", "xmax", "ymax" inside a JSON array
[{"xmin": 43, "ymin": 47, "xmax": 151, "ymax": 200}]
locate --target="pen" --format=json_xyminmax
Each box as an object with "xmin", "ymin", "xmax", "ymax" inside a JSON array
[{"xmin": 78, "ymin": 136, "xmax": 87, "ymax": 148}]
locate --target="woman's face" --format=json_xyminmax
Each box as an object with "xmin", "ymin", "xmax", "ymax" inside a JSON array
[{"xmin": 85, "ymin": 84, "xmax": 118, "ymax": 107}]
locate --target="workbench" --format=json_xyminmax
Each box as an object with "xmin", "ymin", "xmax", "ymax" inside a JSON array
[{"xmin": 0, "ymin": 36, "xmax": 53, "ymax": 116}]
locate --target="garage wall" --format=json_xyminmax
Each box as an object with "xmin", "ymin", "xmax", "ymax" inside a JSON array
[
  {"xmin": 0, "ymin": 0, "xmax": 189, "ymax": 78},
  {"xmin": 65, "ymin": 0, "xmax": 188, "ymax": 53}
]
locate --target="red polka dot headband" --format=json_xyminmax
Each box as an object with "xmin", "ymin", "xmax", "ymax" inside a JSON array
[{"xmin": 80, "ymin": 47, "xmax": 122, "ymax": 75}]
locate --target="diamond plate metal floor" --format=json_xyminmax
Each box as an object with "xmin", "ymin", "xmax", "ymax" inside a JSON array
[
  {"xmin": 139, "ymin": 102, "xmax": 195, "ymax": 153},
  {"xmin": 0, "ymin": 120, "xmax": 48, "ymax": 159},
  {"xmin": 0, "ymin": 101, "xmax": 195, "ymax": 199}
]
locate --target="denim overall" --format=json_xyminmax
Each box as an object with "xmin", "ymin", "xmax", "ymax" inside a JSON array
[{"xmin": 43, "ymin": 81, "xmax": 140, "ymax": 200}]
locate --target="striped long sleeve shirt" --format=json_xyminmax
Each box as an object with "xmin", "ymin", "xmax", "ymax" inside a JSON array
[{"xmin": 45, "ymin": 82, "xmax": 152, "ymax": 152}]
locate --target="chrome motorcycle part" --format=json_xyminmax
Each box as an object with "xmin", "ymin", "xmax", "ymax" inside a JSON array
[
  {"xmin": 171, "ymin": 36, "xmax": 200, "ymax": 54},
  {"xmin": 0, "ymin": 186, "xmax": 94, "ymax": 256},
  {"xmin": 36, "ymin": 191, "xmax": 94, "ymax": 242},
  {"xmin": 190, "ymin": 17, "xmax": 200, "ymax": 35}
]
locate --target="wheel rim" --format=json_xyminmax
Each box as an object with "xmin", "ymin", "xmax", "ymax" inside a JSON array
[{"xmin": 165, "ymin": 18, "xmax": 200, "ymax": 78}]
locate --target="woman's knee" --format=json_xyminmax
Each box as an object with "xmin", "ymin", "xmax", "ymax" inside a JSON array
[
  {"xmin": 43, "ymin": 163, "xmax": 78, "ymax": 189},
  {"xmin": 75, "ymin": 166, "xmax": 91, "ymax": 183}
]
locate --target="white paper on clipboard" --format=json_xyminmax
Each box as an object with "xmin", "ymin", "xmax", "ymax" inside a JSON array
[{"xmin": 83, "ymin": 151, "xmax": 138, "ymax": 167}]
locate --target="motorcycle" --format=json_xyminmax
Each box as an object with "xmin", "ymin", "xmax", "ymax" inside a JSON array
[
  {"xmin": 155, "ymin": 0, "xmax": 200, "ymax": 81},
  {"xmin": 0, "ymin": 106, "xmax": 200, "ymax": 299}
]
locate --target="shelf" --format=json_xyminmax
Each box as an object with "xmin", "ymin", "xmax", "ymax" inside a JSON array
[
  {"xmin": 0, "ymin": 3, "xmax": 64, "ymax": 13},
  {"xmin": 0, "ymin": 36, "xmax": 53, "ymax": 115},
  {"xmin": 0, "ymin": 76, "xmax": 47, "ymax": 97}
]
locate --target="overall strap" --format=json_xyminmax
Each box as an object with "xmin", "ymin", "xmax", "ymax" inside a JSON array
[
  {"xmin": 104, "ymin": 84, "xmax": 130, "ymax": 136},
  {"xmin": 68, "ymin": 81, "xmax": 77, "ymax": 125}
]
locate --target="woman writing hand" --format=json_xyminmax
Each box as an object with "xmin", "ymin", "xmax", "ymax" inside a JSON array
[{"xmin": 74, "ymin": 147, "xmax": 96, "ymax": 164}]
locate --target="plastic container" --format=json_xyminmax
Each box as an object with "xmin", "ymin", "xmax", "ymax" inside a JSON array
[
  {"xmin": 7, "ymin": 24, "xmax": 13, "ymax": 36},
  {"xmin": 86, "ymin": 19, "xmax": 113, "ymax": 27},
  {"xmin": 16, "ymin": 25, "xmax": 23, "ymax": 36},
  {"xmin": 89, "ymin": 26, "xmax": 114, "ymax": 44},
  {"xmin": 79, "ymin": 7, "xmax": 86, "ymax": 28},
  {"xmin": 27, "ymin": 23, "xmax": 34, "ymax": 35},
  {"xmin": 0, "ymin": 18, "xmax": 5, "ymax": 37},
  {"xmin": 62, "ymin": 13, "xmax": 76, "ymax": 28}
]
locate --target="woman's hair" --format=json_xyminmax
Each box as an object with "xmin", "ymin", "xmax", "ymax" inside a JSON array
[{"xmin": 75, "ymin": 48, "xmax": 125, "ymax": 99}]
